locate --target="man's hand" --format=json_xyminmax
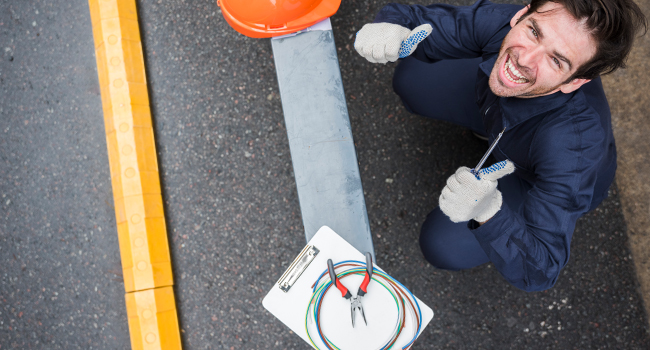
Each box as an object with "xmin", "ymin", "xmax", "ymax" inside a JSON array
[
  {"xmin": 354, "ymin": 23, "xmax": 432, "ymax": 63},
  {"xmin": 439, "ymin": 160, "xmax": 515, "ymax": 223}
]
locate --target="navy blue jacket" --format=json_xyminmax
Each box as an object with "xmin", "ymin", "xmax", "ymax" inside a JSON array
[{"xmin": 376, "ymin": 0, "xmax": 617, "ymax": 291}]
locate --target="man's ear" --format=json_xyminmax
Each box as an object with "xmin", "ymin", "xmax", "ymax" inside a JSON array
[
  {"xmin": 560, "ymin": 78, "xmax": 591, "ymax": 94},
  {"xmin": 510, "ymin": 5, "xmax": 531, "ymax": 27}
]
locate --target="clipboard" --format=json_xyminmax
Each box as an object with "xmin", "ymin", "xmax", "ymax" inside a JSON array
[{"xmin": 263, "ymin": 226, "xmax": 434, "ymax": 349}]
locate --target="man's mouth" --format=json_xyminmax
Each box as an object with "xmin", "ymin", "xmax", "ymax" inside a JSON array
[{"xmin": 504, "ymin": 56, "xmax": 529, "ymax": 84}]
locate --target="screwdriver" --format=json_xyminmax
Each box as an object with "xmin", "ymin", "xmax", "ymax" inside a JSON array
[{"xmin": 472, "ymin": 127, "xmax": 506, "ymax": 175}]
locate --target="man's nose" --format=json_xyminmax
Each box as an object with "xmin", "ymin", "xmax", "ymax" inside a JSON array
[{"xmin": 518, "ymin": 46, "xmax": 544, "ymax": 69}]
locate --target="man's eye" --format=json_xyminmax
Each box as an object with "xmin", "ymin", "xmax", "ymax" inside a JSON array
[
  {"xmin": 531, "ymin": 28, "xmax": 538, "ymax": 37},
  {"xmin": 552, "ymin": 57, "xmax": 561, "ymax": 67}
]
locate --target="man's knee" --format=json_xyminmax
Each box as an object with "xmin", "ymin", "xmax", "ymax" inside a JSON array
[
  {"xmin": 392, "ymin": 60, "xmax": 418, "ymax": 113},
  {"xmin": 419, "ymin": 208, "xmax": 489, "ymax": 270},
  {"xmin": 392, "ymin": 60, "xmax": 411, "ymax": 98},
  {"xmin": 419, "ymin": 209, "xmax": 462, "ymax": 270}
]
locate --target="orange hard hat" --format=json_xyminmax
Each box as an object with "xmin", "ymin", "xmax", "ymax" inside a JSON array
[{"xmin": 218, "ymin": 0, "xmax": 341, "ymax": 38}]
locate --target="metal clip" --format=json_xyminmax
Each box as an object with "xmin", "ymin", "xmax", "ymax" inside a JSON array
[{"xmin": 277, "ymin": 245, "xmax": 319, "ymax": 292}]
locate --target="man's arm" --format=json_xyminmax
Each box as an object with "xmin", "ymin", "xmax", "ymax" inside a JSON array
[
  {"xmin": 371, "ymin": 0, "xmax": 521, "ymax": 60},
  {"xmin": 469, "ymin": 112, "xmax": 605, "ymax": 291}
]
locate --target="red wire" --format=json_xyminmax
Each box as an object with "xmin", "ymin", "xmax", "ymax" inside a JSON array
[{"xmin": 312, "ymin": 263, "xmax": 420, "ymax": 350}]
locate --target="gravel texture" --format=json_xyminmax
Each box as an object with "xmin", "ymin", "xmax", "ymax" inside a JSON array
[{"xmin": 0, "ymin": 0, "xmax": 648, "ymax": 349}]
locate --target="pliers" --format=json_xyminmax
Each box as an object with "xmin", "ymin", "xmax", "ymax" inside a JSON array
[{"xmin": 327, "ymin": 252, "xmax": 374, "ymax": 327}]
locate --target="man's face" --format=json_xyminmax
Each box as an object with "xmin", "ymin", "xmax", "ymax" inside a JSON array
[{"xmin": 489, "ymin": 2, "xmax": 597, "ymax": 98}]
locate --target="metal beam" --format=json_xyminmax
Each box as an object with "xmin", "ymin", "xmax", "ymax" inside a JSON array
[{"xmin": 272, "ymin": 28, "xmax": 375, "ymax": 258}]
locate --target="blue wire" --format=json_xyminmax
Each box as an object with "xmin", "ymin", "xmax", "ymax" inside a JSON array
[
  {"xmin": 389, "ymin": 277, "xmax": 423, "ymax": 349},
  {"xmin": 312, "ymin": 260, "xmax": 387, "ymax": 292},
  {"xmin": 310, "ymin": 259, "xmax": 423, "ymax": 349},
  {"xmin": 313, "ymin": 280, "xmax": 331, "ymax": 348}
]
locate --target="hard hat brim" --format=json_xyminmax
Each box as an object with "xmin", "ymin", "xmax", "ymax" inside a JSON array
[{"xmin": 219, "ymin": 0, "xmax": 341, "ymax": 38}]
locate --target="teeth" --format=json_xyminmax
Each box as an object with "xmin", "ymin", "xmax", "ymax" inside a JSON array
[
  {"xmin": 507, "ymin": 59, "xmax": 526, "ymax": 79},
  {"xmin": 505, "ymin": 58, "xmax": 528, "ymax": 84}
]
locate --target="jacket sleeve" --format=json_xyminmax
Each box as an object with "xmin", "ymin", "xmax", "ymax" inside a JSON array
[
  {"xmin": 373, "ymin": 0, "xmax": 522, "ymax": 60},
  {"xmin": 470, "ymin": 109, "xmax": 606, "ymax": 292}
]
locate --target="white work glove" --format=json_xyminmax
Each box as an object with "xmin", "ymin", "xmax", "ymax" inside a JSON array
[
  {"xmin": 354, "ymin": 23, "xmax": 433, "ymax": 63},
  {"xmin": 439, "ymin": 160, "xmax": 515, "ymax": 223}
]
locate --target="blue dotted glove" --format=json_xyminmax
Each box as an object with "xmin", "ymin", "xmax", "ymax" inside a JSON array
[
  {"xmin": 474, "ymin": 160, "xmax": 512, "ymax": 179},
  {"xmin": 354, "ymin": 23, "xmax": 433, "ymax": 63},
  {"xmin": 439, "ymin": 160, "xmax": 515, "ymax": 223},
  {"xmin": 398, "ymin": 25, "xmax": 432, "ymax": 58}
]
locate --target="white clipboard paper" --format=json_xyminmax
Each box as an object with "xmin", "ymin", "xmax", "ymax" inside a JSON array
[{"xmin": 263, "ymin": 226, "xmax": 434, "ymax": 349}]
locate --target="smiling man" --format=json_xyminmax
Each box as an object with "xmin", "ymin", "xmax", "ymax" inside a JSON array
[
  {"xmin": 489, "ymin": 2, "xmax": 596, "ymax": 98},
  {"xmin": 354, "ymin": 0, "xmax": 646, "ymax": 291}
]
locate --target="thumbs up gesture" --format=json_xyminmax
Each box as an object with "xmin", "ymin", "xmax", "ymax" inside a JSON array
[
  {"xmin": 439, "ymin": 160, "xmax": 516, "ymax": 223},
  {"xmin": 354, "ymin": 23, "xmax": 432, "ymax": 63}
]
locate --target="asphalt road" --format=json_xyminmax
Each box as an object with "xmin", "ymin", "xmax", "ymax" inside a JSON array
[{"xmin": 1, "ymin": 0, "xmax": 649, "ymax": 349}]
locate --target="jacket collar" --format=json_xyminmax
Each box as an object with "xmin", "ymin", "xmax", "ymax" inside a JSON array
[{"xmin": 479, "ymin": 54, "xmax": 575, "ymax": 128}]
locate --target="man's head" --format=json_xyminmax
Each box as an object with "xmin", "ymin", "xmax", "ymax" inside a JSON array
[{"xmin": 489, "ymin": 0, "xmax": 647, "ymax": 98}]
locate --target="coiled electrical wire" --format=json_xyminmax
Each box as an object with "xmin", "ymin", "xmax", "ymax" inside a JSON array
[{"xmin": 305, "ymin": 260, "xmax": 423, "ymax": 350}]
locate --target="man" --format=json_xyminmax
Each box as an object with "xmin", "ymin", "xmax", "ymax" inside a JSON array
[{"xmin": 354, "ymin": 0, "xmax": 647, "ymax": 291}]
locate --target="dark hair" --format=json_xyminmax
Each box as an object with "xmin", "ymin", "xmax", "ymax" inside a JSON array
[{"xmin": 519, "ymin": 0, "xmax": 647, "ymax": 80}]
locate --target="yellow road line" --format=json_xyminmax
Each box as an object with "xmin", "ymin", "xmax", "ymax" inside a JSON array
[
  {"xmin": 88, "ymin": 0, "xmax": 182, "ymax": 348},
  {"xmin": 126, "ymin": 287, "xmax": 182, "ymax": 349}
]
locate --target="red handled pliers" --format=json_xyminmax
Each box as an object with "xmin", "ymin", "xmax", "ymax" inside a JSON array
[{"xmin": 327, "ymin": 252, "xmax": 374, "ymax": 327}]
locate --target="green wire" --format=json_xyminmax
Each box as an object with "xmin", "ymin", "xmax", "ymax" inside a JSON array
[
  {"xmin": 306, "ymin": 279, "xmax": 343, "ymax": 350},
  {"xmin": 305, "ymin": 268, "xmax": 404, "ymax": 350},
  {"xmin": 307, "ymin": 273, "xmax": 399, "ymax": 350},
  {"xmin": 329, "ymin": 270, "xmax": 404, "ymax": 350},
  {"xmin": 306, "ymin": 281, "xmax": 340, "ymax": 349},
  {"xmin": 322, "ymin": 272, "xmax": 400, "ymax": 350}
]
